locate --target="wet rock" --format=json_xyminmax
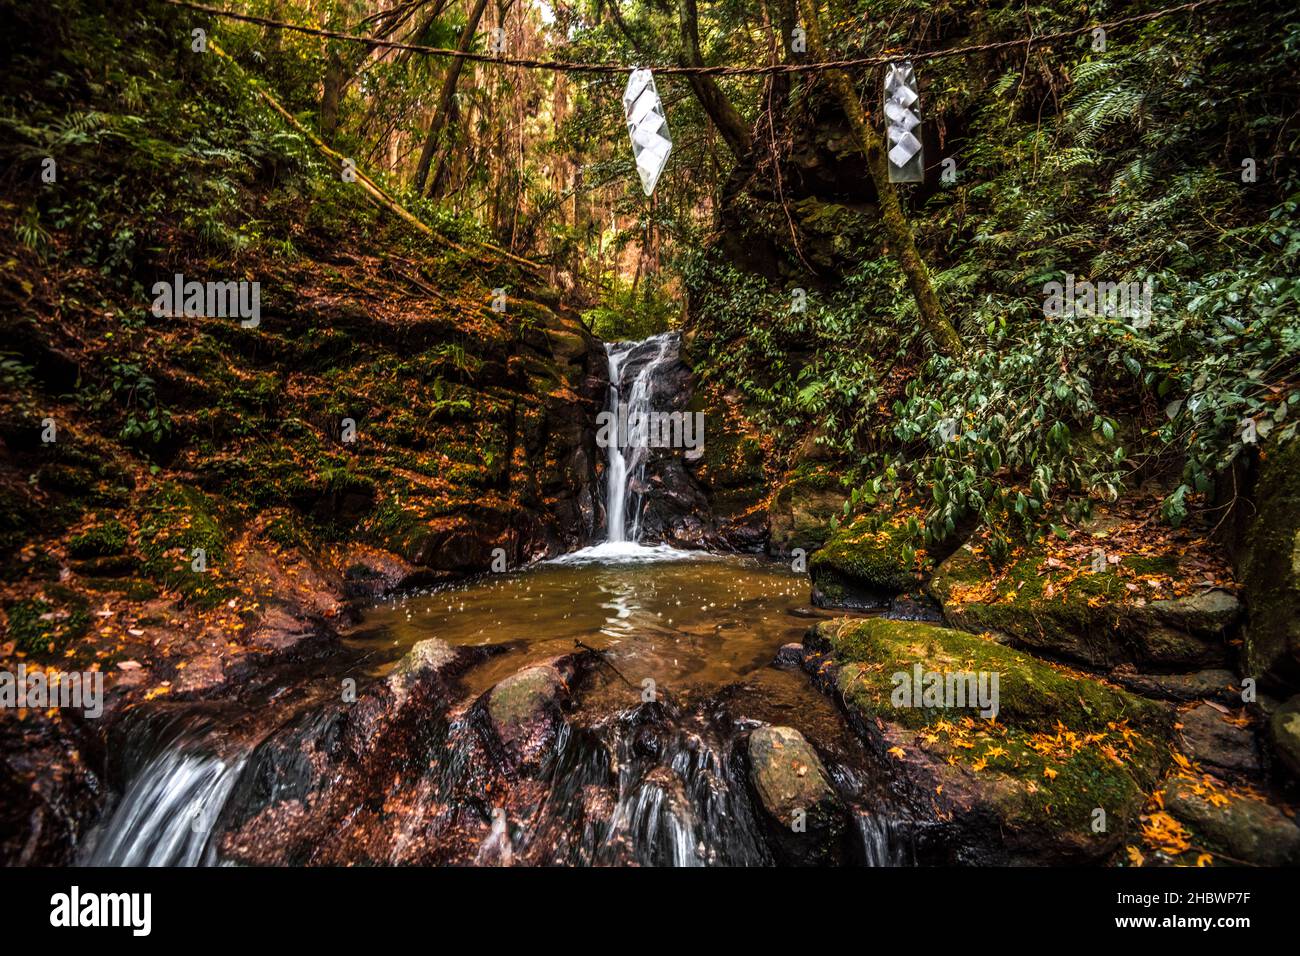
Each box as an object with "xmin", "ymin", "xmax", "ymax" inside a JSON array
[
  {"xmin": 809, "ymin": 515, "xmax": 926, "ymax": 609},
  {"xmin": 1269, "ymin": 695, "xmax": 1300, "ymax": 776},
  {"xmin": 0, "ymin": 711, "xmax": 102, "ymax": 865},
  {"xmin": 338, "ymin": 546, "xmax": 446, "ymax": 600},
  {"xmin": 1110, "ymin": 669, "xmax": 1240, "ymax": 705},
  {"xmin": 787, "ymin": 606, "xmax": 830, "ymax": 620},
  {"xmin": 773, "ymin": 643, "xmax": 805, "ymax": 667},
  {"xmin": 747, "ymin": 725, "xmax": 844, "ymax": 865},
  {"xmin": 1177, "ymin": 704, "xmax": 1260, "ymax": 776},
  {"xmin": 484, "ymin": 663, "xmax": 570, "ymax": 770},
  {"xmin": 884, "ymin": 592, "xmax": 944, "ymax": 623},
  {"xmin": 1163, "ymin": 776, "xmax": 1300, "ymax": 865},
  {"xmin": 388, "ymin": 638, "xmax": 457, "ymax": 703},
  {"xmin": 803, "ymin": 617, "xmax": 1172, "ymax": 864},
  {"xmin": 1236, "ymin": 437, "xmax": 1300, "ymax": 688},
  {"xmin": 928, "ymin": 543, "xmax": 1234, "ymax": 670}
]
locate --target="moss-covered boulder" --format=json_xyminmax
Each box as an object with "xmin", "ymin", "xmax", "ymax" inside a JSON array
[
  {"xmin": 767, "ymin": 466, "xmax": 846, "ymax": 556},
  {"xmin": 747, "ymin": 725, "xmax": 845, "ymax": 864},
  {"xmin": 928, "ymin": 541, "xmax": 1239, "ymax": 670},
  {"xmin": 1237, "ymin": 437, "xmax": 1300, "ymax": 689},
  {"xmin": 808, "ymin": 514, "xmax": 927, "ymax": 609},
  {"xmin": 67, "ymin": 519, "xmax": 128, "ymax": 559},
  {"xmin": 803, "ymin": 617, "xmax": 1172, "ymax": 864}
]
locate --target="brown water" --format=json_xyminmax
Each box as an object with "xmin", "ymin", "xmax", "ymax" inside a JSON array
[{"xmin": 345, "ymin": 544, "xmax": 817, "ymax": 699}]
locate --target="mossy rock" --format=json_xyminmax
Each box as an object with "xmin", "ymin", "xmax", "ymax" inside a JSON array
[
  {"xmin": 68, "ymin": 519, "xmax": 128, "ymax": 559},
  {"xmin": 137, "ymin": 482, "xmax": 236, "ymax": 608},
  {"xmin": 747, "ymin": 725, "xmax": 845, "ymax": 864},
  {"xmin": 1237, "ymin": 437, "xmax": 1300, "ymax": 688},
  {"xmin": 808, "ymin": 514, "xmax": 925, "ymax": 608},
  {"xmin": 687, "ymin": 386, "xmax": 768, "ymax": 519},
  {"xmin": 804, "ymin": 617, "xmax": 1171, "ymax": 863},
  {"xmin": 928, "ymin": 543, "xmax": 1237, "ymax": 670},
  {"xmin": 767, "ymin": 467, "xmax": 846, "ymax": 556},
  {"xmin": 4, "ymin": 591, "xmax": 92, "ymax": 657},
  {"xmin": 1163, "ymin": 776, "xmax": 1300, "ymax": 865}
]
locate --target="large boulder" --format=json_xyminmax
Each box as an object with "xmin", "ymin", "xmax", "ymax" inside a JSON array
[
  {"xmin": 484, "ymin": 662, "xmax": 571, "ymax": 771},
  {"xmin": 809, "ymin": 514, "xmax": 928, "ymax": 609},
  {"xmin": 928, "ymin": 541, "xmax": 1239, "ymax": 670},
  {"xmin": 1236, "ymin": 437, "xmax": 1300, "ymax": 689},
  {"xmin": 747, "ymin": 725, "xmax": 845, "ymax": 864},
  {"xmin": 1175, "ymin": 704, "xmax": 1260, "ymax": 777},
  {"xmin": 1162, "ymin": 776, "xmax": 1300, "ymax": 865},
  {"xmin": 803, "ymin": 617, "xmax": 1172, "ymax": 864},
  {"xmin": 767, "ymin": 466, "xmax": 847, "ymax": 557}
]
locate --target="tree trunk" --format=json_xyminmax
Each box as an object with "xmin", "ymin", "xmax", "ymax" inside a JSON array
[
  {"xmin": 413, "ymin": 0, "xmax": 492, "ymax": 196},
  {"xmin": 320, "ymin": 47, "xmax": 346, "ymax": 143},
  {"xmin": 795, "ymin": 0, "xmax": 962, "ymax": 356},
  {"xmin": 677, "ymin": 0, "xmax": 752, "ymax": 158}
]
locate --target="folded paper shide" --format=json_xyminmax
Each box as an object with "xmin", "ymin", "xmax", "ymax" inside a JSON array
[{"xmin": 623, "ymin": 68, "xmax": 672, "ymax": 197}]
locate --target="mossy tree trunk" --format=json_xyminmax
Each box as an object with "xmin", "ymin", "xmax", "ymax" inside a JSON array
[{"xmin": 795, "ymin": 0, "xmax": 962, "ymax": 356}]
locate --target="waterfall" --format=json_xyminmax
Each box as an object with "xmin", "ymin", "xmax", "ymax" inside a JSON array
[
  {"xmin": 855, "ymin": 811, "xmax": 915, "ymax": 866},
  {"xmin": 83, "ymin": 742, "xmax": 246, "ymax": 867},
  {"xmin": 602, "ymin": 332, "xmax": 676, "ymax": 543}
]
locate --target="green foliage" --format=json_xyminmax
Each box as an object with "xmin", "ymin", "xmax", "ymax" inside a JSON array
[
  {"xmin": 580, "ymin": 278, "xmax": 676, "ymax": 341},
  {"xmin": 79, "ymin": 358, "xmax": 174, "ymax": 449},
  {"xmin": 691, "ymin": 0, "xmax": 1300, "ymax": 545}
]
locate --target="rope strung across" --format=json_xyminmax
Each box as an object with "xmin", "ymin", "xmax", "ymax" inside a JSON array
[{"xmin": 164, "ymin": 0, "xmax": 1232, "ymax": 77}]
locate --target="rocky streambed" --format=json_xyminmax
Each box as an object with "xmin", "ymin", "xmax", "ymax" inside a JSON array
[{"xmin": 79, "ymin": 551, "xmax": 918, "ymax": 866}]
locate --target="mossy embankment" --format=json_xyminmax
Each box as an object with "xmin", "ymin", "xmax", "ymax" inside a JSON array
[{"xmin": 804, "ymin": 616, "xmax": 1171, "ymax": 863}]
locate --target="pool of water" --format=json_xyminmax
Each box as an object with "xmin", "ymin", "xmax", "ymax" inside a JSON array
[{"xmin": 345, "ymin": 545, "xmax": 818, "ymax": 699}]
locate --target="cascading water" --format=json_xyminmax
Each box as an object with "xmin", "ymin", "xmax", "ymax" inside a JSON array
[
  {"xmin": 602, "ymin": 332, "xmax": 677, "ymax": 544},
  {"xmin": 83, "ymin": 740, "xmax": 246, "ymax": 867}
]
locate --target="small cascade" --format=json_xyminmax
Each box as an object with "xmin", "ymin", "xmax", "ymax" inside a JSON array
[
  {"xmin": 515, "ymin": 704, "xmax": 771, "ymax": 867},
  {"xmin": 602, "ymin": 332, "xmax": 678, "ymax": 543},
  {"xmin": 83, "ymin": 736, "xmax": 246, "ymax": 867},
  {"xmin": 855, "ymin": 811, "xmax": 915, "ymax": 867}
]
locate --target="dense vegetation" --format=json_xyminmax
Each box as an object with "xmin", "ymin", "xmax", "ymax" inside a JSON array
[
  {"xmin": 680, "ymin": 0, "xmax": 1300, "ymax": 556},
  {"xmin": 7, "ymin": 0, "xmax": 1297, "ymax": 560}
]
